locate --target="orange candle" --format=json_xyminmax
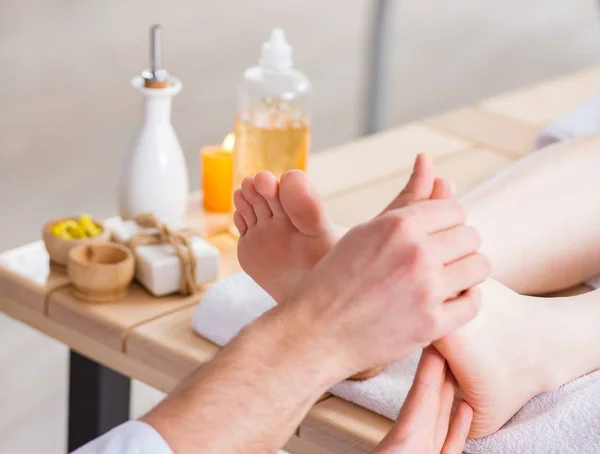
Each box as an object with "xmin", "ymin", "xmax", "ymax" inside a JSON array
[{"xmin": 202, "ymin": 134, "xmax": 234, "ymax": 212}]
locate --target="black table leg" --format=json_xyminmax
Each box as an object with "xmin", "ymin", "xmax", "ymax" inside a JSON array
[{"xmin": 68, "ymin": 350, "xmax": 131, "ymax": 451}]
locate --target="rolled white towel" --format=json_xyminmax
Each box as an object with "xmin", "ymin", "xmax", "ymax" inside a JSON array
[{"xmin": 536, "ymin": 94, "xmax": 600, "ymax": 148}]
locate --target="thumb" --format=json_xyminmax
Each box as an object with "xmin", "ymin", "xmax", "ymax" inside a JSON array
[
  {"xmin": 403, "ymin": 154, "xmax": 435, "ymax": 200},
  {"xmin": 370, "ymin": 347, "xmax": 446, "ymax": 453},
  {"xmin": 431, "ymin": 177, "xmax": 455, "ymax": 200}
]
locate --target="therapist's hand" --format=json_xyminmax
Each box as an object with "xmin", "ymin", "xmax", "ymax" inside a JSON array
[
  {"xmin": 287, "ymin": 199, "xmax": 489, "ymax": 377},
  {"xmin": 371, "ymin": 347, "xmax": 472, "ymax": 454}
]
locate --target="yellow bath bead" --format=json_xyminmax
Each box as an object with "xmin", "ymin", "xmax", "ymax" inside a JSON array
[
  {"xmin": 79, "ymin": 214, "xmax": 94, "ymax": 227},
  {"xmin": 84, "ymin": 226, "xmax": 101, "ymax": 237},
  {"xmin": 66, "ymin": 224, "xmax": 85, "ymax": 239},
  {"xmin": 52, "ymin": 224, "xmax": 65, "ymax": 236},
  {"xmin": 51, "ymin": 215, "xmax": 102, "ymax": 239}
]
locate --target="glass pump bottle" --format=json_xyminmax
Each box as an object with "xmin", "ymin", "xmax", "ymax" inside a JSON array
[{"xmin": 233, "ymin": 28, "xmax": 311, "ymax": 189}]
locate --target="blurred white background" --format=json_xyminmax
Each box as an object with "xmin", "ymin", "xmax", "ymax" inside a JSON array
[{"xmin": 1, "ymin": 0, "xmax": 600, "ymax": 451}]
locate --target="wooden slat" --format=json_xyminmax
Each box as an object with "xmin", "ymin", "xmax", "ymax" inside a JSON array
[
  {"xmin": 126, "ymin": 305, "xmax": 219, "ymax": 381},
  {"xmin": 481, "ymin": 65, "xmax": 600, "ymax": 126},
  {"xmin": 324, "ymin": 147, "xmax": 516, "ymax": 228},
  {"xmin": 0, "ymin": 241, "xmax": 70, "ymax": 312},
  {"xmin": 310, "ymin": 123, "xmax": 470, "ymax": 198},
  {"xmin": 47, "ymin": 283, "xmax": 201, "ymax": 350},
  {"xmin": 0, "ymin": 295, "xmax": 178, "ymax": 392},
  {"xmin": 426, "ymin": 106, "xmax": 540, "ymax": 157},
  {"xmin": 300, "ymin": 398, "xmax": 391, "ymax": 454},
  {"xmin": 284, "ymin": 434, "xmax": 335, "ymax": 454}
]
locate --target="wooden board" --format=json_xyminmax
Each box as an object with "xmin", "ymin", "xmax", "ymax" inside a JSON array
[
  {"xmin": 426, "ymin": 106, "xmax": 540, "ymax": 157},
  {"xmin": 323, "ymin": 147, "xmax": 516, "ymax": 228},
  {"xmin": 481, "ymin": 65, "xmax": 600, "ymax": 125},
  {"xmin": 0, "ymin": 241, "xmax": 71, "ymax": 312},
  {"xmin": 0, "ymin": 295, "xmax": 178, "ymax": 392},
  {"xmin": 126, "ymin": 305, "xmax": 220, "ymax": 381},
  {"xmin": 284, "ymin": 434, "xmax": 335, "ymax": 454},
  {"xmin": 310, "ymin": 123, "xmax": 469, "ymax": 198},
  {"xmin": 300, "ymin": 397, "xmax": 391, "ymax": 454},
  {"xmin": 47, "ymin": 283, "xmax": 201, "ymax": 350}
]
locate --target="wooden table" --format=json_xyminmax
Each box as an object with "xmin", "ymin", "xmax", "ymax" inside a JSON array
[{"xmin": 2, "ymin": 65, "xmax": 600, "ymax": 453}]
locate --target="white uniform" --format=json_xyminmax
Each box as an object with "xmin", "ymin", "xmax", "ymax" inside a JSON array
[{"xmin": 72, "ymin": 421, "xmax": 173, "ymax": 454}]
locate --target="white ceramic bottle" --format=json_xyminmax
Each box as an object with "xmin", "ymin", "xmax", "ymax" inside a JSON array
[{"xmin": 118, "ymin": 25, "xmax": 189, "ymax": 227}]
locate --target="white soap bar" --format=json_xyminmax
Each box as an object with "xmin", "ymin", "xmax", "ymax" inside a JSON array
[{"xmin": 111, "ymin": 219, "xmax": 220, "ymax": 296}]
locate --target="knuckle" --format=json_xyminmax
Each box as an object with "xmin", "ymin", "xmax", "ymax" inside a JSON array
[
  {"xmin": 379, "ymin": 213, "xmax": 419, "ymax": 242},
  {"xmin": 451, "ymin": 199, "xmax": 467, "ymax": 219},
  {"xmin": 406, "ymin": 242, "xmax": 430, "ymax": 270},
  {"xmin": 417, "ymin": 310, "xmax": 441, "ymax": 341},
  {"xmin": 390, "ymin": 213, "xmax": 412, "ymax": 234},
  {"xmin": 462, "ymin": 289, "xmax": 482, "ymax": 319},
  {"xmin": 481, "ymin": 253, "xmax": 492, "ymax": 274},
  {"xmin": 476, "ymin": 253, "xmax": 492, "ymax": 280},
  {"xmin": 466, "ymin": 225, "xmax": 482, "ymax": 249},
  {"xmin": 416, "ymin": 279, "xmax": 437, "ymax": 304}
]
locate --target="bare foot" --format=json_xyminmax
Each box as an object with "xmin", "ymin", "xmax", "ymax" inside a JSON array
[
  {"xmin": 234, "ymin": 154, "xmax": 441, "ymax": 302},
  {"xmin": 234, "ymin": 170, "xmax": 339, "ymax": 303},
  {"xmin": 434, "ymin": 279, "xmax": 600, "ymax": 438}
]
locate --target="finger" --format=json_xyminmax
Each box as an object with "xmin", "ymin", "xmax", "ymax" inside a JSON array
[
  {"xmin": 443, "ymin": 253, "xmax": 491, "ymax": 297},
  {"xmin": 233, "ymin": 210, "xmax": 248, "ymax": 236},
  {"xmin": 381, "ymin": 154, "xmax": 434, "ymax": 213},
  {"xmin": 394, "ymin": 347, "xmax": 446, "ymax": 433},
  {"xmin": 401, "ymin": 199, "xmax": 466, "ymax": 234},
  {"xmin": 441, "ymin": 401, "xmax": 473, "ymax": 454},
  {"xmin": 242, "ymin": 176, "xmax": 273, "ymax": 221},
  {"xmin": 428, "ymin": 225, "xmax": 482, "ymax": 265},
  {"xmin": 431, "ymin": 177, "xmax": 455, "ymax": 200},
  {"xmin": 434, "ymin": 370, "xmax": 457, "ymax": 452},
  {"xmin": 233, "ymin": 189, "xmax": 257, "ymax": 227},
  {"xmin": 373, "ymin": 347, "xmax": 446, "ymax": 452},
  {"xmin": 438, "ymin": 287, "xmax": 482, "ymax": 337},
  {"xmin": 403, "ymin": 154, "xmax": 435, "ymax": 199}
]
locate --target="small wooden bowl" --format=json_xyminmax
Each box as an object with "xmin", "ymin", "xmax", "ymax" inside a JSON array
[
  {"xmin": 67, "ymin": 243, "xmax": 135, "ymax": 302},
  {"xmin": 43, "ymin": 217, "xmax": 111, "ymax": 266}
]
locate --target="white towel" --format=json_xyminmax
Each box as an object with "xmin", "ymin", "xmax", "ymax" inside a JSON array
[
  {"xmin": 192, "ymin": 272, "xmax": 600, "ymax": 453},
  {"xmin": 536, "ymin": 94, "xmax": 600, "ymax": 149},
  {"xmin": 192, "ymin": 273, "xmax": 275, "ymax": 346}
]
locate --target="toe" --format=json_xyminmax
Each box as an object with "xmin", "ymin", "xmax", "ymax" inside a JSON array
[
  {"xmin": 242, "ymin": 176, "xmax": 273, "ymax": 221},
  {"xmin": 234, "ymin": 189, "xmax": 257, "ymax": 227},
  {"xmin": 233, "ymin": 210, "xmax": 248, "ymax": 236},
  {"xmin": 279, "ymin": 170, "xmax": 326, "ymax": 235},
  {"xmin": 255, "ymin": 171, "xmax": 285, "ymax": 216}
]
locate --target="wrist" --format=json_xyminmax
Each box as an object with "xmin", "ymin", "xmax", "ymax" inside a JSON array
[{"xmin": 246, "ymin": 300, "xmax": 352, "ymax": 389}]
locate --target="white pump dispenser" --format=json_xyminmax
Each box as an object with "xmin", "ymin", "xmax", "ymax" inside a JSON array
[
  {"xmin": 260, "ymin": 28, "xmax": 293, "ymax": 70},
  {"xmin": 233, "ymin": 28, "xmax": 311, "ymax": 189}
]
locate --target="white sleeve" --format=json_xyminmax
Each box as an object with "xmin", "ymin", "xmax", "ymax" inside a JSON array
[{"xmin": 71, "ymin": 420, "xmax": 174, "ymax": 454}]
